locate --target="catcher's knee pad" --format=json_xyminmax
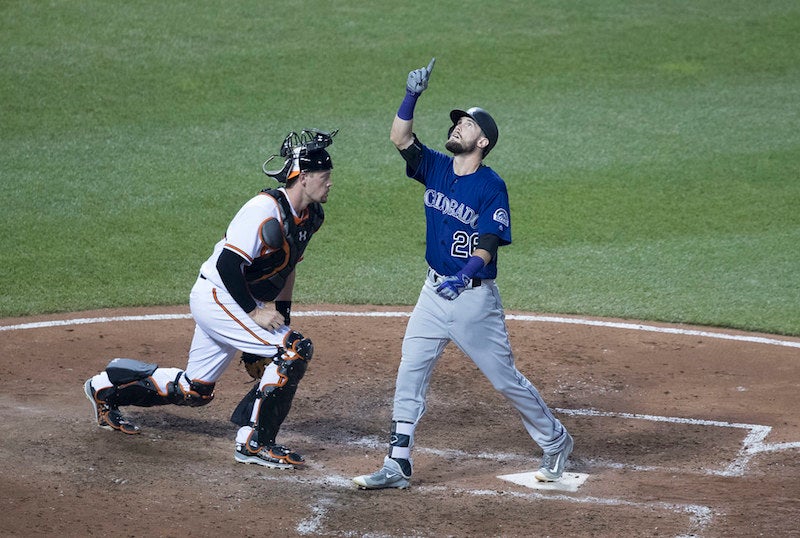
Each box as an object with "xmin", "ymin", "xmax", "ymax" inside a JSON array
[
  {"xmin": 231, "ymin": 331, "xmax": 313, "ymax": 441},
  {"xmin": 283, "ymin": 330, "xmax": 314, "ymax": 362},
  {"xmin": 253, "ymin": 382, "xmax": 300, "ymax": 446},
  {"xmin": 240, "ymin": 330, "xmax": 313, "ymax": 380},
  {"xmin": 106, "ymin": 358, "xmax": 158, "ymax": 385},
  {"xmin": 273, "ymin": 330, "xmax": 312, "ymax": 384},
  {"xmin": 98, "ymin": 358, "xmax": 162, "ymax": 407}
]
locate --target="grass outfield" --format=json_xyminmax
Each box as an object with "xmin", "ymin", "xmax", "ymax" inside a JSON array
[{"xmin": 2, "ymin": 1, "xmax": 799, "ymax": 335}]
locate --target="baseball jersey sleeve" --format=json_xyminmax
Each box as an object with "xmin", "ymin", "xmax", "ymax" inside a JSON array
[
  {"xmin": 406, "ymin": 144, "xmax": 450, "ymax": 186},
  {"xmin": 198, "ymin": 193, "xmax": 281, "ymax": 287},
  {"xmin": 476, "ymin": 173, "xmax": 512, "ymax": 246},
  {"xmin": 223, "ymin": 194, "xmax": 281, "ymax": 263}
]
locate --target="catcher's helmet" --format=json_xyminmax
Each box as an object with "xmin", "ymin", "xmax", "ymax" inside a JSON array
[
  {"xmin": 263, "ymin": 129, "xmax": 337, "ymax": 183},
  {"xmin": 298, "ymin": 147, "xmax": 332, "ymax": 172},
  {"xmin": 449, "ymin": 107, "xmax": 499, "ymax": 156}
]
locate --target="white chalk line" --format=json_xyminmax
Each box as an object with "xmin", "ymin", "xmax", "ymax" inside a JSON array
[
  {"xmin": 0, "ymin": 313, "xmax": 194, "ymax": 331},
  {"xmin": 257, "ymin": 459, "xmax": 714, "ymax": 537},
  {"xmin": 348, "ymin": 403, "xmax": 800, "ymax": 479},
  {"xmin": 553, "ymin": 408, "xmax": 800, "ymax": 477},
  {"xmin": 4, "ymin": 309, "xmax": 798, "ymax": 537},
  {"xmin": 2, "ymin": 309, "xmax": 799, "ymax": 350}
]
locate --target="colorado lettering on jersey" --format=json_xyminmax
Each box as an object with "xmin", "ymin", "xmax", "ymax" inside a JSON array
[{"xmin": 424, "ymin": 189, "xmax": 479, "ymax": 229}]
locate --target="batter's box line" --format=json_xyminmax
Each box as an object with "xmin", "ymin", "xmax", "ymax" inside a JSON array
[
  {"xmin": 556, "ymin": 407, "xmax": 800, "ymax": 477},
  {"xmin": 242, "ymin": 469, "xmax": 714, "ymax": 538},
  {"xmin": 237, "ymin": 445, "xmax": 716, "ymax": 538},
  {"xmin": 344, "ymin": 406, "xmax": 799, "ymax": 478},
  {"xmin": 295, "ymin": 483, "xmax": 715, "ymax": 538}
]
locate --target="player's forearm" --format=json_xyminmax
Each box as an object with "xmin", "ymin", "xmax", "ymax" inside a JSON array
[
  {"xmin": 275, "ymin": 270, "xmax": 295, "ymax": 301},
  {"xmin": 391, "ymin": 116, "xmax": 414, "ymax": 149},
  {"xmin": 472, "ymin": 248, "xmax": 492, "ymax": 265}
]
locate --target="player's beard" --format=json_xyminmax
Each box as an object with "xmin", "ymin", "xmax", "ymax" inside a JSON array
[{"xmin": 445, "ymin": 137, "xmax": 476, "ymax": 155}]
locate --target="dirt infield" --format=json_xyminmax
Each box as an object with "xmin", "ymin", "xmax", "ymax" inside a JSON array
[{"xmin": 1, "ymin": 304, "xmax": 799, "ymax": 537}]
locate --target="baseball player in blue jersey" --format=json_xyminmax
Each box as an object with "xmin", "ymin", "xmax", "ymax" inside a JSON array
[{"xmin": 353, "ymin": 59, "xmax": 573, "ymax": 489}]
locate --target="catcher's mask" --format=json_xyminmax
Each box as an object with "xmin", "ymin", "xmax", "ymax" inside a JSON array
[
  {"xmin": 263, "ymin": 129, "xmax": 338, "ymax": 183},
  {"xmin": 448, "ymin": 107, "xmax": 498, "ymax": 157}
]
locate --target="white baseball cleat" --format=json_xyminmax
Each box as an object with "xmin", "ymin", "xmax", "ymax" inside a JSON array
[
  {"xmin": 353, "ymin": 456, "xmax": 411, "ymax": 490},
  {"xmin": 535, "ymin": 432, "xmax": 574, "ymax": 482}
]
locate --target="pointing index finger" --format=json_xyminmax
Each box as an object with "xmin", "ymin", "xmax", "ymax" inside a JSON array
[{"xmin": 426, "ymin": 57, "xmax": 436, "ymax": 74}]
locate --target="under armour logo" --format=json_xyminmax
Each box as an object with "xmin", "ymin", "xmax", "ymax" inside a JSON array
[{"xmin": 298, "ymin": 230, "xmax": 308, "ymax": 242}]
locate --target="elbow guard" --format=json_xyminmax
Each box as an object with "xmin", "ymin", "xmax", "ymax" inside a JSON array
[
  {"xmin": 476, "ymin": 233, "xmax": 500, "ymax": 260},
  {"xmin": 398, "ymin": 134, "xmax": 423, "ymax": 172}
]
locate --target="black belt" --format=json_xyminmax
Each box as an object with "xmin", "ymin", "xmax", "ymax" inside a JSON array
[{"xmin": 427, "ymin": 268, "xmax": 481, "ymax": 288}]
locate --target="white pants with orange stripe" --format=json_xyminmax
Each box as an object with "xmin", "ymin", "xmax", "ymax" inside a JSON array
[{"xmin": 186, "ymin": 276, "xmax": 290, "ymax": 383}]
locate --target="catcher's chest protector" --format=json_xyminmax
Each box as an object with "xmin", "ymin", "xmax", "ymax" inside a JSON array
[{"xmin": 244, "ymin": 189, "xmax": 324, "ymax": 301}]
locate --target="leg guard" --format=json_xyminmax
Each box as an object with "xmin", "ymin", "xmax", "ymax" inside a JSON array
[
  {"xmin": 253, "ymin": 349, "xmax": 309, "ymax": 445},
  {"xmin": 97, "ymin": 358, "xmax": 215, "ymax": 408},
  {"xmin": 234, "ymin": 332, "xmax": 313, "ymax": 449},
  {"xmin": 388, "ymin": 420, "xmax": 414, "ymax": 477}
]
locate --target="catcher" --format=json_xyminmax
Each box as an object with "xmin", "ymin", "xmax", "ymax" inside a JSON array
[{"xmin": 83, "ymin": 129, "xmax": 337, "ymax": 469}]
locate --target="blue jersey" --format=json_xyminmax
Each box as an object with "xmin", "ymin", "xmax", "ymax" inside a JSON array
[{"xmin": 407, "ymin": 144, "xmax": 511, "ymax": 279}]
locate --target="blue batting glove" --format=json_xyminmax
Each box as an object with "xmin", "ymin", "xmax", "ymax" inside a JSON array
[{"xmin": 435, "ymin": 274, "xmax": 469, "ymax": 300}]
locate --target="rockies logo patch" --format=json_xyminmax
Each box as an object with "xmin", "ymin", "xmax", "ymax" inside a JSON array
[{"xmin": 493, "ymin": 208, "xmax": 510, "ymax": 227}]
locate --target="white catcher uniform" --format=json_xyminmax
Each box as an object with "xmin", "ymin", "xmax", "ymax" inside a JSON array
[
  {"xmin": 87, "ymin": 186, "xmax": 323, "ymax": 450},
  {"xmin": 89, "ymin": 190, "xmax": 300, "ymax": 397},
  {"xmin": 85, "ymin": 135, "xmax": 333, "ymax": 470}
]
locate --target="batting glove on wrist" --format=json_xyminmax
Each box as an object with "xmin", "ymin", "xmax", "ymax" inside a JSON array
[
  {"xmin": 435, "ymin": 273, "xmax": 469, "ymax": 301},
  {"xmin": 406, "ymin": 57, "xmax": 435, "ymax": 95}
]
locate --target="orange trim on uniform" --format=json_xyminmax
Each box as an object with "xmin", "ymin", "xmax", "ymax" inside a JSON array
[
  {"xmin": 212, "ymin": 288, "xmax": 271, "ymax": 345},
  {"xmin": 294, "ymin": 211, "xmax": 309, "ymax": 225},
  {"xmin": 224, "ymin": 243, "xmax": 253, "ymax": 263},
  {"xmin": 261, "ymin": 372, "xmax": 289, "ymax": 388},
  {"xmin": 249, "ymin": 193, "xmax": 292, "ymax": 279}
]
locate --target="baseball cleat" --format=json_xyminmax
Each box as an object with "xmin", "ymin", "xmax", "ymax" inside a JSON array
[
  {"xmin": 535, "ymin": 431, "xmax": 573, "ymax": 482},
  {"xmin": 83, "ymin": 379, "xmax": 140, "ymax": 434},
  {"xmin": 234, "ymin": 443, "xmax": 304, "ymax": 469},
  {"xmin": 353, "ymin": 456, "xmax": 411, "ymax": 490}
]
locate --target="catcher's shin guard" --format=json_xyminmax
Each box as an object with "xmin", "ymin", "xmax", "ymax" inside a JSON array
[
  {"xmin": 233, "ymin": 331, "xmax": 313, "ymax": 444},
  {"xmin": 98, "ymin": 358, "xmax": 215, "ymax": 408}
]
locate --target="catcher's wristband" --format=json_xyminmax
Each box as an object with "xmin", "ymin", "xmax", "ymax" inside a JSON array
[{"xmin": 275, "ymin": 300, "xmax": 292, "ymax": 325}]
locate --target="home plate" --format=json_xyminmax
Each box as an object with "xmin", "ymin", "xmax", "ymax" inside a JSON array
[{"xmin": 497, "ymin": 472, "xmax": 589, "ymax": 492}]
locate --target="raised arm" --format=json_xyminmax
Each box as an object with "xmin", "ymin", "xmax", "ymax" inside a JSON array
[{"xmin": 390, "ymin": 58, "xmax": 435, "ymax": 150}]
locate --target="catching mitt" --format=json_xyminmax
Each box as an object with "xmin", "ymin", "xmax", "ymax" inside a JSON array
[{"xmin": 241, "ymin": 352, "xmax": 272, "ymax": 380}]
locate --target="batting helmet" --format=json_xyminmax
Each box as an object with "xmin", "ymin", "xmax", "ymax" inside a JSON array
[{"xmin": 449, "ymin": 107, "xmax": 499, "ymax": 156}]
